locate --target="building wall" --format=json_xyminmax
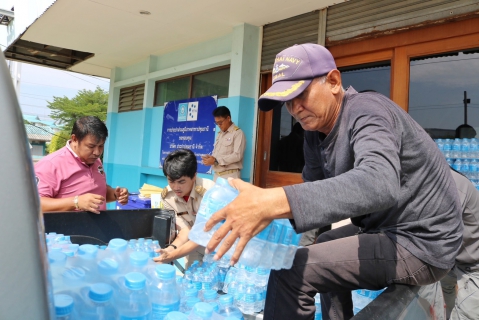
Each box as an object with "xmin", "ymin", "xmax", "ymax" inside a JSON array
[{"xmin": 103, "ymin": 24, "xmax": 261, "ymax": 201}]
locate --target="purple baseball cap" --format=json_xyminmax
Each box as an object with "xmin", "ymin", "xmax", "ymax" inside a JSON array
[{"xmin": 258, "ymin": 43, "xmax": 337, "ymax": 111}]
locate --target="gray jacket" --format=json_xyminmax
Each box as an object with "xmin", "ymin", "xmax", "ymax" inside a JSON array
[{"xmin": 283, "ymin": 87, "xmax": 463, "ymax": 270}]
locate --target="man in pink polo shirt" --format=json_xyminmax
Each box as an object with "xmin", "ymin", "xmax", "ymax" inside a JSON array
[{"xmin": 35, "ymin": 116, "xmax": 128, "ymax": 214}]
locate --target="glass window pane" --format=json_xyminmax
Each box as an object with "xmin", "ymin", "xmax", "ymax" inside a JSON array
[
  {"xmin": 192, "ymin": 68, "xmax": 230, "ymax": 99},
  {"xmin": 155, "ymin": 76, "xmax": 190, "ymax": 106},
  {"xmin": 339, "ymin": 62, "xmax": 391, "ymax": 97},
  {"xmin": 409, "ymin": 50, "xmax": 479, "ymax": 139},
  {"xmin": 269, "ymin": 105, "xmax": 304, "ymax": 173}
]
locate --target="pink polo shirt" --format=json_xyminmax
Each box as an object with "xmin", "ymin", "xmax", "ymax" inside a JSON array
[{"xmin": 35, "ymin": 141, "xmax": 107, "ymax": 210}]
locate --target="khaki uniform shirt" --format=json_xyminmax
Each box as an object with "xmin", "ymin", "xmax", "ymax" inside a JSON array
[
  {"xmin": 161, "ymin": 177, "xmax": 215, "ymax": 231},
  {"xmin": 212, "ymin": 123, "xmax": 246, "ymax": 178}
]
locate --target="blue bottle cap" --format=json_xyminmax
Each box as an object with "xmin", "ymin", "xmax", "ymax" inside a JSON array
[
  {"xmin": 203, "ymin": 289, "xmax": 217, "ymax": 301},
  {"xmin": 155, "ymin": 264, "xmax": 176, "ymax": 280},
  {"xmin": 54, "ymin": 294, "xmax": 74, "ymax": 316},
  {"xmin": 192, "ymin": 302, "xmax": 213, "ymax": 318},
  {"xmin": 89, "ymin": 283, "xmax": 113, "ymax": 302},
  {"xmin": 219, "ymin": 294, "xmax": 234, "ymax": 305},
  {"xmin": 97, "ymin": 258, "xmax": 119, "ymax": 275},
  {"xmin": 185, "ymin": 288, "xmax": 198, "ymax": 297},
  {"xmin": 124, "ymin": 272, "xmax": 146, "ymax": 290},
  {"xmin": 108, "ymin": 238, "xmax": 127, "ymax": 252},
  {"xmin": 48, "ymin": 251, "xmax": 67, "ymax": 265},
  {"xmin": 78, "ymin": 244, "xmax": 98, "ymax": 259},
  {"xmin": 129, "ymin": 251, "xmax": 149, "ymax": 267},
  {"xmin": 164, "ymin": 311, "xmax": 188, "ymax": 320}
]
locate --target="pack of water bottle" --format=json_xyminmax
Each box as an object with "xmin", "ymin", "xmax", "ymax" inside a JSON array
[
  {"xmin": 189, "ymin": 177, "xmax": 302, "ymax": 270},
  {"xmin": 435, "ymin": 138, "xmax": 479, "ymax": 190},
  {"xmin": 311, "ymin": 288, "xmax": 385, "ymax": 319},
  {"xmin": 47, "ymin": 233, "xmax": 246, "ymax": 319},
  {"xmin": 220, "ymin": 264, "xmax": 269, "ymax": 315}
]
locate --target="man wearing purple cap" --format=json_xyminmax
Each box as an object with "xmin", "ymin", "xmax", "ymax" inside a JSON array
[{"xmin": 203, "ymin": 43, "xmax": 462, "ymax": 319}]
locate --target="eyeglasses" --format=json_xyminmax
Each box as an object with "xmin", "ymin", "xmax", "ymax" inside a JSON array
[{"xmin": 215, "ymin": 117, "xmax": 229, "ymax": 126}]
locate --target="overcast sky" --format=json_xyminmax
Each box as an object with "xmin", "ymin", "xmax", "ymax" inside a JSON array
[{"xmin": 1, "ymin": 0, "xmax": 110, "ymax": 121}]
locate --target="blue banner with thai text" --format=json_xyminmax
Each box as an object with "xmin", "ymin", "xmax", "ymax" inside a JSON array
[{"xmin": 160, "ymin": 95, "xmax": 217, "ymax": 174}]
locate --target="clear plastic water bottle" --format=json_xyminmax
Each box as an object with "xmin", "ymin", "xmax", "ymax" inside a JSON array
[
  {"xmin": 95, "ymin": 258, "xmax": 120, "ymax": 289},
  {"xmin": 117, "ymin": 272, "xmax": 151, "ymax": 320},
  {"xmin": 59, "ymin": 267, "xmax": 87, "ymax": 294},
  {"xmin": 189, "ymin": 177, "xmax": 239, "ymax": 247},
  {"xmin": 271, "ymin": 221, "xmax": 294, "ymax": 270},
  {"xmin": 217, "ymin": 295, "xmax": 244, "ymax": 320},
  {"xmin": 150, "ymin": 264, "xmax": 181, "ymax": 320},
  {"xmin": 237, "ymin": 223, "xmax": 272, "ymax": 268},
  {"xmin": 241, "ymin": 284, "xmax": 257, "ymax": 315},
  {"xmin": 80, "ymin": 283, "xmax": 118, "ymax": 320},
  {"xmin": 165, "ymin": 311, "xmax": 188, "ymax": 320},
  {"xmin": 443, "ymin": 139, "xmax": 452, "ymax": 158},
  {"xmin": 102, "ymin": 238, "xmax": 128, "ymax": 270},
  {"xmin": 314, "ymin": 293, "xmax": 322, "ymax": 320},
  {"xmin": 68, "ymin": 244, "xmax": 99, "ymax": 282},
  {"xmin": 254, "ymin": 268, "xmax": 270, "ymax": 287},
  {"xmin": 461, "ymin": 159, "xmax": 470, "ymax": 176},
  {"xmin": 461, "ymin": 138, "xmax": 470, "ymax": 159},
  {"xmin": 127, "ymin": 251, "xmax": 150, "ymax": 274},
  {"xmin": 452, "ymin": 138, "xmax": 462, "ymax": 159},
  {"xmin": 435, "ymin": 139, "xmax": 444, "ymax": 153},
  {"xmin": 453, "ymin": 158, "xmax": 462, "ymax": 172},
  {"xmin": 470, "ymin": 138, "xmax": 479, "ymax": 159},
  {"xmin": 282, "ymin": 231, "xmax": 302, "ymax": 269},
  {"xmin": 202, "ymin": 289, "xmax": 219, "ymax": 312},
  {"xmin": 470, "ymin": 159, "xmax": 479, "ymax": 179},
  {"xmin": 54, "ymin": 293, "xmax": 76, "ymax": 320},
  {"xmin": 188, "ymin": 302, "xmax": 214, "ymax": 320},
  {"xmin": 49, "ymin": 251, "xmax": 68, "ymax": 289},
  {"xmin": 183, "ymin": 297, "xmax": 201, "ymax": 314},
  {"xmin": 258, "ymin": 220, "xmax": 284, "ymax": 270}
]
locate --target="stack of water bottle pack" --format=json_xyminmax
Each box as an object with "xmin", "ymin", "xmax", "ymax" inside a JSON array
[
  {"xmin": 46, "ymin": 233, "xmax": 244, "ymax": 319},
  {"xmin": 189, "ymin": 177, "xmax": 303, "ymax": 270},
  {"xmin": 435, "ymin": 138, "xmax": 479, "ymax": 190}
]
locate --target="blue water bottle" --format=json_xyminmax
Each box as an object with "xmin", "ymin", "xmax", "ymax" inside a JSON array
[
  {"xmin": 117, "ymin": 272, "xmax": 151, "ymax": 320},
  {"xmin": 189, "ymin": 177, "xmax": 239, "ymax": 247},
  {"xmin": 54, "ymin": 294, "xmax": 76, "ymax": 320},
  {"xmin": 150, "ymin": 264, "xmax": 181, "ymax": 320},
  {"xmin": 80, "ymin": 283, "xmax": 118, "ymax": 320}
]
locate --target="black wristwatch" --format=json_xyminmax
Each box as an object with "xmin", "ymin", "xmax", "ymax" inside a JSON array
[{"xmin": 166, "ymin": 244, "xmax": 177, "ymax": 250}]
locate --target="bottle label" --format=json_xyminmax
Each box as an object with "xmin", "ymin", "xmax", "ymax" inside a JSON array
[{"xmin": 152, "ymin": 301, "xmax": 180, "ymax": 319}]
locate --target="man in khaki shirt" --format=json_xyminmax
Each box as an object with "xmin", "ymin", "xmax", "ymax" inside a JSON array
[
  {"xmin": 201, "ymin": 106, "xmax": 246, "ymax": 181},
  {"xmin": 154, "ymin": 149, "xmax": 215, "ymax": 269}
]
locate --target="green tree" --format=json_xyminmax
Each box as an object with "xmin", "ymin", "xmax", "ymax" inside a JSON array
[
  {"xmin": 48, "ymin": 86, "xmax": 108, "ymax": 131},
  {"xmin": 46, "ymin": 86, "xmax": 108, "ymax": 153},
  {"xmin": 47, "ymin": 130, "xmax": 71, "ymax": 154}
]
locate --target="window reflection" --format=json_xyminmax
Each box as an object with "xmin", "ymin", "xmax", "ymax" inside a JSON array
[
  {"xmin": 409, "ymin": 50, "xmax": 479, "ymax": 139},
  {"xmin": 340, "ymin": 62, "xmax": 391, "ymax": 97}
]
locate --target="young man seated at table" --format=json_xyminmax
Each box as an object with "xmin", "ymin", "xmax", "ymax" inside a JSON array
[{"xmin": 154, "ymin": 149, "xmax": 215, "ymax": 269}]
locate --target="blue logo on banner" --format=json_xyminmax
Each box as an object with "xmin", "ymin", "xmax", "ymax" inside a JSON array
[
  {"xmin": 161, "ymin": 96, "xmax": 218, "ymax": 174},
  {"xmin": 178, "ymin": 103, "xmax": 188, "ymax": 122}
]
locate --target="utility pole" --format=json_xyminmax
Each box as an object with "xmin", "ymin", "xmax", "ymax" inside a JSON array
[{"xmin": 464, "ymin": 91, "xmax": 471, "ymax": 125}]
